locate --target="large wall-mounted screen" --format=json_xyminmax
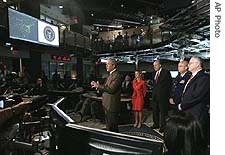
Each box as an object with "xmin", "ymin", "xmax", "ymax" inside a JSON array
[{"xmin": 8, "ymin": 8, "xmax": 59, "ymax": 47}]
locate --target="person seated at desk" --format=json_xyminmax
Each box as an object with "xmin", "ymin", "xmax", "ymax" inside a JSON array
[
  {"xmin": 74, "ymin": 97, "xmax": 100, "ymax": 122},
  {"xmin": 121, "ymin": 74, "xmax": 133, "ymax": 97},
  {"xmin": 52, "ymin": 69, "xmax": 60, "ymax": 89},
  {"xmin": 32, "ymin": 78, "xmax": 48, "ymax": 95},
  {"xmin": 121, "ymin": 74, "xmax": 133, "ymax": 111},
  {"xmin": 57, "ymin": 76, "xmax": 79, "ymax": 91}
]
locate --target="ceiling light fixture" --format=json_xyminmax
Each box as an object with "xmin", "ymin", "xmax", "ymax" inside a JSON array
[
  {"xmin": 59, "ymin": 5, "xmax": 63, "ymax": 9},
  {"xmin": 93, "ymin": 24, "xmax": 122, "ymax": 29},
  {"xmin": 5, "ymin": 42, "xmax": 12, "ymax": 46},
  {"xmin": 114, "ymin": 19, "xmax": 141, "ymax": 25},
  {"xmin": 3, "ymin": 0, "xmax": 7, "ymax": 3}
]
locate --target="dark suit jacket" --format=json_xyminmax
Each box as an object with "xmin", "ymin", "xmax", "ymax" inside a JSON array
[
  {"xmin": 99, "ymin": 70, "xmax": 122, "ymax": 112},
  {"xmin": 181, "ymin": 69, "xmax": 210, "ymax": 121},
  {"xmin": 152, "ymin": 68, "xmax": 173, "ymax": 103},
  {"xmin": 170, "ymin": 71, "xmax": 192, "ymax": 105},
  {"xmin": 121, "ymin": 81, "xmax": 133, "ymax": 96},
  {"xmin": 33, "ymin": 84, "xmax": 48, "ymax": 95}
]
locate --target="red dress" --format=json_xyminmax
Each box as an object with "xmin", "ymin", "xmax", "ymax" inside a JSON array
[{"xmin": 132, "ymin": 79, "xmax": 147, "ymax": 111}]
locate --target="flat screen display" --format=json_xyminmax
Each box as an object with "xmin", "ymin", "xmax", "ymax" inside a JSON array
[
  {"xmin": 38, "ymin": 20, "xmax": 59, "ymax": 46},
  {"xmin": 59, "ymin": 124, "xmax": 164, "ymax": 155},
  {"xmin": 0, "ymin": 100, "xmax": 4, "ymax": 108},
  {"xmin": 49, "ymin": 97, "xmax": 164, "ymax": 155},
  {"xmin": 8, "ymin": 8, "xmax": 59, "ymax": 47}
]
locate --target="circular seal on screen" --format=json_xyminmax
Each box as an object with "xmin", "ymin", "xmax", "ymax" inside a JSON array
[{"xmin": 44, "ymin": 26, "xmax": 55, "ymax": 42}]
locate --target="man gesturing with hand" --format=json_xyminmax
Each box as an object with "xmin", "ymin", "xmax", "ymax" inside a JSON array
[{"xmin": 91, "ymin": 58, "xmax": 122, "ymax": 132}]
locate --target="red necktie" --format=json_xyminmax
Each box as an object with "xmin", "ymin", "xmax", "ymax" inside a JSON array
[
  {"xmin": 187, "ymin": 75, "xmax": 193, "ymax": 83},
  {"xmin": 155, "ymin": 72, "xmax": 159, "ymax": 84},
  {"xmin": 183, "ymin": 75, "xmax": 193, "ymax": 93}
]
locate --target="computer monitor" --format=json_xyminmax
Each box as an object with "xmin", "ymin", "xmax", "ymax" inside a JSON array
[
  {"xmin": 49, "ymin": 97, "xmax": 164, "ymax": 155},
  {"xmin": 58, "ymin": 124, "xmax": 164, "ymax": 155},
  {"xmin": 0, "ymin": 99, "xmax": 4, "ymax": 109},
  {"xmin": 50, "ymin": 97, "xmax": 74, "ymax": 126},
  {"xmin": 8, "ymin": 8, "xmax": 59, "ymax": 47}
]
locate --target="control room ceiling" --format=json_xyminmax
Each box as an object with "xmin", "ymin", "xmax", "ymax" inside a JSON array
[
  {"xmin": 1, "ymin": 0, "xmax": 210, "ymax": 63},
  {"xmin": 39, "ymin": 0, "xmax": 193, "ymax": 32},
  {"xmin": 95, "ymin": 0, "xmax": 210, "ymax": 62}
]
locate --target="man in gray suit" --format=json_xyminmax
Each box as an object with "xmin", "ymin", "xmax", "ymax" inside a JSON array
[{"xmin": 91, "ymin": 58, "xmax": 122, "ymax": 132}]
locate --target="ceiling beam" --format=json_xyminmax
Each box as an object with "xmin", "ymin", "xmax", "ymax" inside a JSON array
[{"xmin": 135, "ymin": 0, "xmax": 158, "ymax": 6}]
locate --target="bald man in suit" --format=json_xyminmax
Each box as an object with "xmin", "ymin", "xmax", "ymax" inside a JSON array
[
  {"xmin": 91, "ymin": 58, "xmax": 122, "ymax": 132},
  {"xmin": 169, "ymin": 60, "xmax": 191, "ymax": 112}
]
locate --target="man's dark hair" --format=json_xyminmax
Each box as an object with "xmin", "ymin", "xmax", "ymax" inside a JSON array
[
  {"xmin": 108, "ymin": 58, "xmax": 118, "ymax": 68},
  {"xmin": 153, "ymin": 59, "xmax": 162, "ymax": 65}
]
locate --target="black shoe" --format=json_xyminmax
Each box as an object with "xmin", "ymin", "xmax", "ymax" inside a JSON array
[
  {"xmin": 76, "ymin": 112, "xmax": 83, "ymax": 122},
  {"xmin": 90, "ymin": 115, "xmax": 96, "ymax": 122},
  {"xmin": 150, "ymin": 124, "xmax": 159, "ymax": 129},
  {"xmin": 159, "ymin": 128, "xmax": 164, "ymax": 133}
]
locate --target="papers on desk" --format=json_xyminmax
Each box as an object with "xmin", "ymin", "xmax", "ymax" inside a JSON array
[
  {"xmin": 71, "ymin": 87, "xmax": 84, "ymax": 92},
  {"xmin": 23, "ymin": 95, "xmax": 40, "ymax": 98}
]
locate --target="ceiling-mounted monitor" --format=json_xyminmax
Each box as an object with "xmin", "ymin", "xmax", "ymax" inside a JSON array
[{"xmin": 8, "ymin": 7, "xmax": 59, "ymax": 47}]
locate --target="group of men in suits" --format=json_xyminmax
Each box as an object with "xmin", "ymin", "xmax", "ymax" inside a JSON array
[
  {"xmin": 90, "ymin": 56, "xmax": 209, "ymax": 141},
  {"xmin": 151, "ymin": 56, "xmax": 210, "ymax": 143}
]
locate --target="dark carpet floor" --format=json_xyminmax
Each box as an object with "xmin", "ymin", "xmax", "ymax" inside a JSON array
[{"xmin": 118, "ymin": 123, "xmax": 164, "ymax": 142}]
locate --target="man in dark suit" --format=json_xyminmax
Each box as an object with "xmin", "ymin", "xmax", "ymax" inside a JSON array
[
  {"xmin": 151, "ymin": 59, "xmax": 172, "ymax": 133},
  {"xmin": 169, "ymin": 60, "xmax": 191, "ymax": 112},
  {"xmin": 178, "ymin": 56, "xmax": 209, "ymax": 121},
  {"xmin": 91, "ymin": 58, "xmax": 122, "ymax": 132},
  {"xmin": 178, "ymin": 56, "xmax": 210, "ymax": 145},
  {"xmin": 33, "ymin": 78, "xmax": 48, "ymax": 95}
]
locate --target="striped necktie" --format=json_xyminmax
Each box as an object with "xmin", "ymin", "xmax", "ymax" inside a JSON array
[
  {"xmin": 155, "ymin": 71, "xmax": 159, "ymax": 84},
  {"xmin": 183, "ymin": 75, "xmax": 193, "ymax": 94}
]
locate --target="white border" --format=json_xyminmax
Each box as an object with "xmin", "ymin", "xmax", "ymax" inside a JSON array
[{"xmin": 210, "ymin": 0, "xmax": 224, "ymax": 154}]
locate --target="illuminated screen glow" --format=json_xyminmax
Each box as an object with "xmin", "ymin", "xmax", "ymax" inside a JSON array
[
  {"xmin": 0, "ymin": 100, "xmax": 4, "ymax": 108},
  {"xmin": 8, "ymin": 8, "xmax": 59, "ymax": 47},
  {"xmin": 170, "ymin": 71, "xmax": 178, "ymax": 78}
]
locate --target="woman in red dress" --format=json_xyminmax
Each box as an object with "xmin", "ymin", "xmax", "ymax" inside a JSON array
[{"xmin": 132, "ymin": 70, "xmax": 147, "ymax": 128}]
